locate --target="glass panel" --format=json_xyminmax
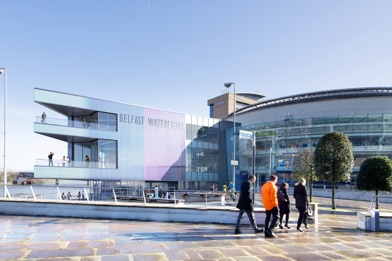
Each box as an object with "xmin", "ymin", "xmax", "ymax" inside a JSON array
[
  {"xmin": 98, "ymin": 140, "xmax": 117, "ymax": 169},
  {"xmin": 98, "ymin": 112, "xmax": 117, "ymax": 131}
]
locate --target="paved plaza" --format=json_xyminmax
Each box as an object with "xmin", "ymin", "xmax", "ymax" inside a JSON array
[{"xmin": 0, "ymin": 196, "xmax": 391, "ymax": 261}]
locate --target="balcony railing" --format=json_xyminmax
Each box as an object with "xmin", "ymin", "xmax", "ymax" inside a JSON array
[
  {"xmin": 36, "ymin": 116, "xmax": 117, "ymax": 131},
  {"xmin": 36, "ymin": 159, "xmax": 116, "ymax": 169}
]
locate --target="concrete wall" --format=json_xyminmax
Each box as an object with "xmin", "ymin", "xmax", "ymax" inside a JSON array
[
  {"xmin": 0, "ymin": 199, "xmax": 266, "ymax": 225},
  {"xmin": 357, "ymin": 212, "xmax": 392, "ymax": 231}
]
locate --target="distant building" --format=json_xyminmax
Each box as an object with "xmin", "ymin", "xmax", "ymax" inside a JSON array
[
  {"xmin": 224, "ymin": 87, "xmax": 392, "ymax": 189},
  {"xmin": 207, "ymin": 91, "xmax": 264, "ymax": 119}
]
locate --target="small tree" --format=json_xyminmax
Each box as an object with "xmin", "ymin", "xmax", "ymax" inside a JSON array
[
  {"xmin": 314, "ymin": 132, "xmax": 354, "ymax": 209},
  {"xmin": 293, "ymin": 148, "xmax": 317, "ymax": 202},
  {"xmin": 356, "ymin": 156, "xmax": 392, "ymax": 209}
]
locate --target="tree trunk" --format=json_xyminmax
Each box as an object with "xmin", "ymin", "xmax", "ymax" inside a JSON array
[
  {"xmin": 332, "ymin": 181, "xmax": 336, "ymax": 209},
  {"xmin": 309, "ymin": 177, "xmax": 313, "ymax": 203},
  {"xmin": 376, "ymin": 190, "xmax": 379, "ymax": 209}
]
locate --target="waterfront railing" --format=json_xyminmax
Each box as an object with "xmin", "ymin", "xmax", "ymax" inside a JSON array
[{"xmin": 1, "ymin": 184, "xmax": 237, "ymax": 208}]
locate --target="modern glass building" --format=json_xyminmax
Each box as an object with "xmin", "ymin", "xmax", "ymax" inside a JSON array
[
  {"xmin": 35, "ymin": 87, "xmax": 392, "ymax": 194},
  {"xmin": 221, "ymin": 87, "xmax": 392, "ymax": 190},
  {"xmin": 34, "ymin": 88, "xmax": 229, "ymax": 197}
]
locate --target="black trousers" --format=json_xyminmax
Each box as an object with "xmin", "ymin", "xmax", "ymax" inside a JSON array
[
  {"xmin": 265, "ymin": 206, "xmax": 279, "ymax": 235},
  {"xmin": 297, "ymin": 207, "xmax": 307, "ymax": 229},
  {"xmin": 235, "ymin": 209, "xmax": 257, "ymax": 230},
  {"xmin": 279, "ymin": 212, "xmax": 290, "ymax": 226}
]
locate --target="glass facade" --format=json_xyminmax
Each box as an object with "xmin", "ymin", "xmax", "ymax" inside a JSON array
[
  {"xmin": 184, "ymin": 115, "xmax": 221, "ymax": 190},
  {"xmin": 72, "ymin": 139, "xmax": 117, "ymax": 169},
  {"xmin": 231, "ymin": 114, "xmax": 392, "ymax": 188},
  {"xmin": 34, "ymin": 88, "xmax": 226, "ymax": 191}
]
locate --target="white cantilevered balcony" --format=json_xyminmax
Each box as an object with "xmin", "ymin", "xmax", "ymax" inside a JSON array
[
  {"xmin": 35, "ymin": 158, "xmax": 116, "ymax": 169},
  {"xmin": 36, "ymin": 116, "xmax": 117, "ymax": 131}
]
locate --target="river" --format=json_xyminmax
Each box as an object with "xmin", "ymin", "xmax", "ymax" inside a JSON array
[{"xmin": 0, "ymin": 180, "xmax": 90, "ymax": 200}]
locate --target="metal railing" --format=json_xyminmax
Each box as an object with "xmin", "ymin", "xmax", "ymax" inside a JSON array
[
  {"xmin": 35, "ymin": 159, "xmax": 116, "ymax": 169},
  {"xmin": 1, "ymin": 185, "xmax": 237, "ymax": 208},
  {"xmin": 369, "ymin": 195, "xmax": 392, "ymax": 211},
  {"xmin": 2, "ymin": 184, "xmax": 91, "ymax": 201},
  {"xmin": 36, "ymin": 116, "xmax": 117, "ymax": 132}
]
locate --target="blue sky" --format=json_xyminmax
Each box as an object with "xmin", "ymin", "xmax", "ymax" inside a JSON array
[{"xmin": 1, "ymin": 0, "xmax": 392, "ymax": 171}]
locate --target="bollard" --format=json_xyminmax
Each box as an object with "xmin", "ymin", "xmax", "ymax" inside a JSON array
[
  {"xmin": 308, "ymin": 202, "xmax": 319, "ymax": 225},
  {"xmin": 370, "ymin": 210, "xmax": 380, "ymax": 232}
]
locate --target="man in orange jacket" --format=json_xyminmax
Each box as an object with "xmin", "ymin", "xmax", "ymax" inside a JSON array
[{"xmin": 261, "ymin": 174, "xmax": 280, "ymax": 238}]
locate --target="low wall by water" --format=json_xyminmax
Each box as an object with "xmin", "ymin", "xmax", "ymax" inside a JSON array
[{"xmin": 0, "ymin": 199, "xmax": 266, "ymax": 225}]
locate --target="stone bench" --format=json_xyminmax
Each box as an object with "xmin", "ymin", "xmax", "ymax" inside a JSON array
[{"xmin": 357, "ymin": 211, "xmax": 392, "ymax": 231}]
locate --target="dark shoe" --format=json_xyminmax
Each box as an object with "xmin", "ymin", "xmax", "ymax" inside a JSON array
[
  {"xmin": 284, "ymin": 225, "xmax": 291, "ymax": 229},
  {"xmin": 265, "ymin": 233, "xmax": 277, "ymax": 238},
  {"xmin": 254, "ymin": 228, "xmax": 264, "ymax": 234},
  {"xmin": 234, "ymin": 229, "xmax": 241, "ymax": 234},
  {"xmin": 297, "ymin": 228, "xmax": 303, "ymax": 232},
  {"xmin": 278, "ymin": 224, "xmax": 284, "ymax": 229},
  {"xmin": 305, "ymin": 225, "xmax": 309, "ymax": 229}
]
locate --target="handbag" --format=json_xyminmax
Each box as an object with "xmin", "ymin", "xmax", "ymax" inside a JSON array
[
  {"xmin": 277, "ymin": 190, "xmax": 286, "ymax": 201},
  {"xmin": 306, "ymin": 206, "xmax": 314, "ymax": 219}
]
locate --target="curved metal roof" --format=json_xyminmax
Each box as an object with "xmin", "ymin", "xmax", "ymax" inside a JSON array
[
  {"xmin": 234, "ymin": 87, "xmax": 392, "ymax": 116},
  {"xmin": 236, "ymin": 92, "xmax": 265, "ymax": 101}
]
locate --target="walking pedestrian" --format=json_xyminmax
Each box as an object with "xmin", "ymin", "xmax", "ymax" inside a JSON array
[
  {"xmin": 234, "ymin": 175, "xmax": 264, "ymax": 234},
  {"xmin": 261, "ymin": 174, "xmax": 279, "ymax": 238},
  {"xmin": 278, "ymin": 182, "xmax": 291, "ymax": 229},
  {"xmin": 66, "ymin": 191, "xmax": 72, "ymax": 200},
  {"xmin": 229, "ymin": 180, "xmax": 237, "ymax": 201},
  {"xmin": 293, "ymin": 178, "xmax": 309, "ymax": 232}
]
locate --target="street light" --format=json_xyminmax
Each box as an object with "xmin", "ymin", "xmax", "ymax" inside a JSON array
[
  {"xmin": 224, "ymin": 82, "xmax": 236, "ymax": 189},
  {"xmin": 0, "ymin": 68, "xmax": 7, "ymax": 198},
  {"xmin": 269, "ymin": 148, "xmax": 273, "ymax": 175}
]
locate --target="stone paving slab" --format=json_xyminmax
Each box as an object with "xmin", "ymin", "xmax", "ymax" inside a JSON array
[{"xmin": 0, "ymin": 196, "xmax": 391, "ymax": 260}]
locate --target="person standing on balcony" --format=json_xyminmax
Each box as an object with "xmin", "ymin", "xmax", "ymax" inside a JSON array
[
  {"xmin": 48, "ymin": 152, "xmax": 54, "ymax": 166},
  {"xmin": 85, "ymin": 155, "xmax": 90, "ymax": 167},
  {"xmin": 62, "ymin": 156, "xmax": 67, "ymax": 167},
  {"xmin": 41, "ymin": 112, "xmax": 46, "ymax": 123}
]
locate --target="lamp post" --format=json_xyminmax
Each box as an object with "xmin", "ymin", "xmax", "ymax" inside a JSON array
[
  {"xmin": 224, "ymin": 82, "xmax": 236, "ymax": 189},
  {"xmin": 0, "ymin": 68, "xmax": 7, "ymax": 198},
  {"xmin": 269, "ymin": 148, "xmax": 273, "ymax": 175}
]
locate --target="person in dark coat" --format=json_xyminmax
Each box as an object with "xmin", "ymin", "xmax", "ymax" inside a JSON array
[
  {"xmin": 277, "ymin": 182, "xmax": 291, "ymax": 229},
  {"xmin": 234, "ymin": 175, "xmax": 264, "ymax": 234},
  {"xmin": 293, "ymin": 178, "xmax": 309, "ymax": 232}
]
